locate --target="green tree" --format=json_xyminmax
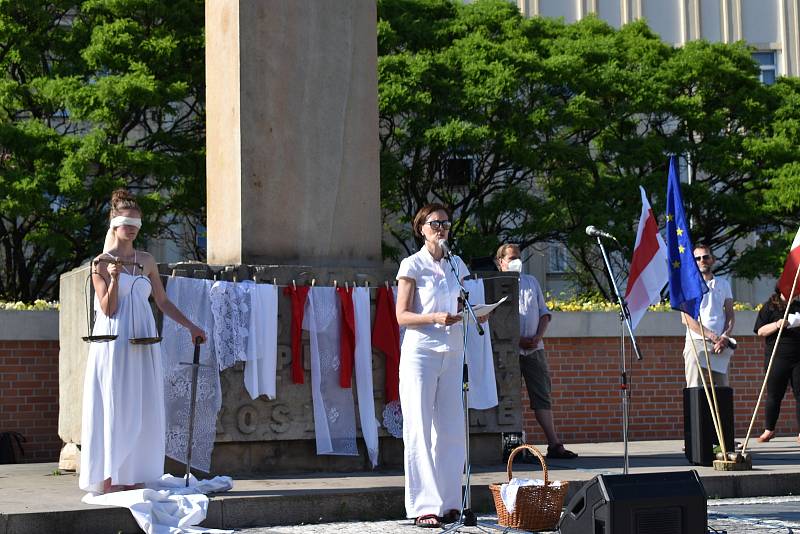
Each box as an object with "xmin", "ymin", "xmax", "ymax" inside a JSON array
[
  {"xmin": 378, "ymin": 0, "xmax": 798, "ymax": 298},
  {"xmin": 378, "ymin": 0, "xmax": 564, "ymax": 261},
  {"xmin": 0, "ymin": 0, "xmax": 204, "ymax": 301}
]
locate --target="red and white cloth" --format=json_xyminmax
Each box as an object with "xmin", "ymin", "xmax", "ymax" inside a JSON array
[
  {"xmin": 778, "ymin": 227, "xmax": 800, "ymax": 300},
  {"xmin": 625, "ymin": 186, "xmax": 669, "ymax": 330}
]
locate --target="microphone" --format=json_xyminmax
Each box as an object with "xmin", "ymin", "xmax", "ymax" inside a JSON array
[
  {"xmin": 585, "ymin": 225, "xmax": 617, "ymax": 241},
  {"xmin": 438, "ymin": 239, "xmax": 451, "ymax": 258}
]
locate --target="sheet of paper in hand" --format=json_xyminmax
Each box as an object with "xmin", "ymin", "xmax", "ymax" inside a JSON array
[{"xmin": 471, "ymin": 296, "xmax": 508, "ymax": 318}]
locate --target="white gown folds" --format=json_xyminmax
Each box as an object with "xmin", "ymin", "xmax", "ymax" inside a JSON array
[
  {"xmin": 80, "ymin": 272, "xmax": 165, "ymax": 492},
  {"xmin": 352, "ymin": 286, "xmax": 379, "ymax": 467},
  {"xmin": 303, "ymin": 287, "xmax": 358, "ymax": 456},
  {"xmin": 244, "ymin": 283, "xmax": 279, "ymax": 400},
  {"xmin": 463, "ymin": 279, "xmax": 498, "ymax": 409},
  {"xmin": 162, "ymin": 277, "xmax": 222, "ymax": 474}
]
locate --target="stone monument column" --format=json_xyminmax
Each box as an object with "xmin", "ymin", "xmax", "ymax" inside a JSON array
[{"xmin": 206, "ymin": 0, "xmax": 381, "ymax": 266}]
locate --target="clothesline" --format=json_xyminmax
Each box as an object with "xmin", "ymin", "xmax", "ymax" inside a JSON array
[{"xmin": 165, "ymin": 271, "xmax": 519, "ymax": 290}]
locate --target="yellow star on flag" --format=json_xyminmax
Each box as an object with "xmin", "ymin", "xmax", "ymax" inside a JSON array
[
  {"xmin": 666, "ymin": 214, "xmax": 674, "ymax": 222},
  {"xmin": 678, "ymin": 245, "xmax": 685, "ymax": 254},
  {"xmin": 676, "ymin": 228, "xmax": 684, "ymax": 237},
  {"xmin": 672, "ymin": 260, "xmax": 681, "ymax": 269}
]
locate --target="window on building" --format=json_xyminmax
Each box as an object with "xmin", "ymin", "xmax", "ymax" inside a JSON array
[
  {"xmin": 443, "ymin": 157, "xmax": 474, "ymax": 186},
  {"xmin": 547, "ymin": 242, "xmax": 572, "ymax": 273},
  {"xmin": 752, "ymin": 51, "xmax": 777, "ymax": 85}
]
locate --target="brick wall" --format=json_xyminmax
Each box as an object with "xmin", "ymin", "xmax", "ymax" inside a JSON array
[
  {"xmin": 522, "ymin": 335, "xmax": 798, "ymax": 444},
  {"xmin": 0, "ymin": 340, "xmax": 62, "ymax": 462}
]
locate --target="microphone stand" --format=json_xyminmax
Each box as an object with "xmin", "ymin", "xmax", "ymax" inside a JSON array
[
  {"xmin": 594, "ymin": 235, "xmax": 643, "ymax": 475},
  {"xmin": 440, "ymin": 250, "xmax": 500, "ymax": 534}
]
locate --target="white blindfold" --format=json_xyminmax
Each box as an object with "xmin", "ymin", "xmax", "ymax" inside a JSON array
[{"xmin": 110, "ymin": 216, "xmax": 142, "ymax": 229}]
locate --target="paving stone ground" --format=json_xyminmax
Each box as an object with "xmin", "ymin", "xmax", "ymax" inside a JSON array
[{"xmin": 236, "ymin": 497, "xmax": 800, "ymax": 534}]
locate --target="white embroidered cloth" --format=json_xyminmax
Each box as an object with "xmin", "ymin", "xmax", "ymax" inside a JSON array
[
  {"xmin": 304, "ymin": 287, "xmax": 358, "ymax": 456},
  {"xmin": 382, "ymin": 400, "xmax": 403, "ymax": 439},
  {"xmin": 82, "ymin": 474, "xmax": 233, "ymax": 534},
  {"xmin": 209, "ymin": 280, "xmax": 251, "ymax": 370},
  {"xmin": 353, "ymin": 286, "xmax": 379, "ymax": 466},
  {"xmin": 463, "ymin": 279, "xmax": 498, "ymax": 410},
  {"xmin": 499, "ymin": 478, "xmax": 563, "ymax": 514},
  {"xmin": 163, "ymin": 277, "xmax": 221, "ymax": 474}
]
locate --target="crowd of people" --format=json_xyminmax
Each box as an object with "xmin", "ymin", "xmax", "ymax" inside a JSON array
[{"xmin": 79, "ymin": 195, "xmax": 800, "ymax": 530}]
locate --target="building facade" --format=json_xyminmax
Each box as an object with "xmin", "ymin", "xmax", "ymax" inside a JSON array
[{"xmin": 516, "ymin": 0, "xmax": 796, "ymax": 302}]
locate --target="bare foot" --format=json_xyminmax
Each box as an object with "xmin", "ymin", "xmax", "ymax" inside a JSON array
[{"xmin": 757, "ymin": 430, "xmax": 775, "ymax": 443}]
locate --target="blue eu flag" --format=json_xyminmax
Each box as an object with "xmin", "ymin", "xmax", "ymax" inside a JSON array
[{"xmin": 666, "ymin": 156, "xmax": 708, "ymax": 318}]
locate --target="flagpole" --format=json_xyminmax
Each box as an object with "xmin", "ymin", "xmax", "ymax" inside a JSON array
[
  {"xmin": 696, "ymin": 318, "xmax": 729, "ymax": 458},
  {"xmin": 683, "ymin": 312, "xmax": 727, "ymax": 455},
  {"xmin": 741, "ymin": 261, "xmax": 800, "ymax": 455}
]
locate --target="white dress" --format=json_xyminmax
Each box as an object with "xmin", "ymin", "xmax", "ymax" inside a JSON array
[{"xmin": 79, "ymin": 270, "xmax": 166, "ymax": 492}]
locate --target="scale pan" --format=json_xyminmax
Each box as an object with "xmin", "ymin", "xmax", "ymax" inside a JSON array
[
  {"xmin": 129, "ymin": 337, "xmax": 163, "ymax": 345},
  {"xmin": 82, "ymin": 335, "xmax": 118, "ymax": 343}
]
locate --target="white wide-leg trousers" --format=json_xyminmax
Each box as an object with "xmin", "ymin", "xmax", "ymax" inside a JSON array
[{"xmin": 400, "ymin": 348, "xmax": 466, "ymax": 518}]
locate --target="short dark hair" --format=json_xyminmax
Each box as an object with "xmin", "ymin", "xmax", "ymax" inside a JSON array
[
  {"xmin": 693, "ymin": 243, "xmax": 712, "ymax": 256},
  {"xmin": 412, "ymin": 203, "xmax": 451, "ymax": 237}
]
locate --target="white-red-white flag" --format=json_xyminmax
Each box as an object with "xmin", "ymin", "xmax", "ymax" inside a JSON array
[
  {"xmin": 777, "ymin": 227, "xmax": 800, "ymax": 300},
  {"xmin": 625, "ymin": 186, "xmax": 669, "ymax": 330}
]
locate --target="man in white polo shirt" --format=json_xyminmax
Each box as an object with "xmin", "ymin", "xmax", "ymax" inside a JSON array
[
  {"xmin": 682, "ymin": 244, "xmax": 736, "ymax": 387},
  {"xmin": 496, "ymin": 243, "xmax": 576, "ymax": 460}
]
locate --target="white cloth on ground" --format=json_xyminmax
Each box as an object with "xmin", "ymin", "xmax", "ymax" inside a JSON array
[
  {"xmin": 244, "ymin": 283, "xmax": 279, "ymax": 400},
  {"xmin": 499, "ymin": 478, "xmax": 563, "ymax": 514},
  {"xmin": 80, "ymin": 272, "xmax": 165, "ymax": 493},
  {"xmin": 352, "ymin": 286, "xmax": 380, "ymax": 467},
  {"xmin": 82, "ymin": 474, "xmax": 233, "ymax": 534},
  {"xmin": 463, "ymin": 279, "xmax": 498, "ymax": 410},
  {"xmin": 162, "ymin": 277, "xmax": 222, "ymax": 474},
  {"xmin": 304, "ymin": 287, "xmax": 358, "ymax": 456}
]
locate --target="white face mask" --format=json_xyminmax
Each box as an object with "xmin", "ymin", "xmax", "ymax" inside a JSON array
[{"xmin": 506, "ymin": 258, "xmax": 523, "ymax": 273}]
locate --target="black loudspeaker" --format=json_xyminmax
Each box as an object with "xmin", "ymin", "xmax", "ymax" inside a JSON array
[
  {"xmin": 558, "ymin": 471, "xmax": 707, "ymax": 534},
  {"xmin": 683, "ymin": 386, "xmax": 734, "ymax": 466}
]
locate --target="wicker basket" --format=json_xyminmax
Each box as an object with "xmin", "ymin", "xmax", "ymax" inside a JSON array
[{"xmin": 489, "ymin": 444, "xmax": 569, "ymax": 532}]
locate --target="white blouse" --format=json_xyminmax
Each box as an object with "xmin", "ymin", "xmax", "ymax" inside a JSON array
[{"xmin": 396, "ymin": 246, "xmax": 470, "ymax": 353}]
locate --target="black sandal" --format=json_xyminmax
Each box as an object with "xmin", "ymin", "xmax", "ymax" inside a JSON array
[
  {"xmin": 414, "ymin": 514, "xmax": 442, "ymax": 528},
  {"xmin": 546, "ymin": 444, "xmax": 578, "ymax": 459}
]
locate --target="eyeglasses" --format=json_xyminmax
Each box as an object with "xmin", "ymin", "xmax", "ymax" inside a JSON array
[
  {"xmin": 425, "ymin": 220, "xmax": 452, "ymax": 231},
  {"xmin": 694, "ymin": 254, "xmax": 711, "ymax": 261}
]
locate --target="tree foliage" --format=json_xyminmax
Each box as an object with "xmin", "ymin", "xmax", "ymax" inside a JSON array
[
  {"xmin": 378, "ymin": 0, "xmax": 800, "ymax": 297},
  {"xmin": 0, "ymin": 0, "xmax": 204, "ymax": 301}
]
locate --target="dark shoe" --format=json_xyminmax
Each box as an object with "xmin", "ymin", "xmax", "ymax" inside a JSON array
[
  {"xmin": 546, "ymin": 444, "xmax": 578, "ymax": 459},
  {"xmin": 440, "ymin": 509, "xmax": 460, "ymax": 524},
  {"xmin": 414, "ymin": 514, "xmax": 442, "ymax": 528}
]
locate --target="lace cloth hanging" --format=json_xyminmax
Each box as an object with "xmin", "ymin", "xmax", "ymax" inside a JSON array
[
  {"xmin": 162, "ymin": 277, "xmax": 222, "ymax": 473},
  {"xmin": 209, "ymin": 280, "xmax": 251, "ymax": 371},
  {"xmin": 303, "ymin": 287, "xmax": 358, "ymax": 456}
]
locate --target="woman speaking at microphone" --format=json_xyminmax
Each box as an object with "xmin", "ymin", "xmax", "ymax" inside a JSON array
[{"xmin": 396, "ymin": 203, "xmax": 477, "ymax": 528}]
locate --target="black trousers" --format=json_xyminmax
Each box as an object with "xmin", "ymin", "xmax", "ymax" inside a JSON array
[{"xmin": 765, "ymin": 355, "xmax": 800, "ymax": 430}]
